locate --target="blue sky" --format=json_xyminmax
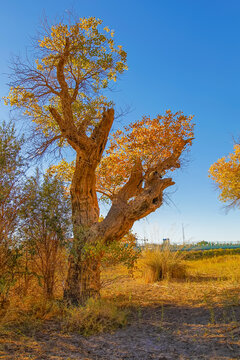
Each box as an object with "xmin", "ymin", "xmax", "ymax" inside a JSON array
[{"xmin": 0, "ymin": 0, "xmax": 239, "ymax": 243}]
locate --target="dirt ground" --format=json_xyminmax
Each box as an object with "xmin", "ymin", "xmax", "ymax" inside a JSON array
[{"xmin": 0, "ymin": 304, "xmax": 239, "ymax": 360}]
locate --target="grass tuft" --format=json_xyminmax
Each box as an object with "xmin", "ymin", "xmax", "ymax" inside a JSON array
[
  {"xmin": 137, "ymin": 246, "xmax": 187, "ymax": 283},
  {"xmin": 62, "ymin": 297, "xmax": 128, "ymax": 336}
]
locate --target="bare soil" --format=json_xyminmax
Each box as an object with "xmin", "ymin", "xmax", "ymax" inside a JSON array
[{"xmin": 1, "ymin": 304, "xmax": 239, "ymax": 360}]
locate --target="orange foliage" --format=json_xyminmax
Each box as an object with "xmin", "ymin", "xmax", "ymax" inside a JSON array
[
  {"xmin": 49, "ymin": 110, "xmax": 194, "ymax": 199},
  {"xmin": 209, "ymin": 144, "xmax": 240, "ymax": 207}
]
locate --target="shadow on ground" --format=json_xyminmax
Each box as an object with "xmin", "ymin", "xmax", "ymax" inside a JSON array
[{"xmin": 0, "ymin": 304, "xmax": 239, "ymax": 359}]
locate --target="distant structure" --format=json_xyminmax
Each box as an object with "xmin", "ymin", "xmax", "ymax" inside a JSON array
[
  {"xmin": 163, "ymin": 238, "xmax": 170, "ymax": 246},
  {"xmin": 182, "ymin": 223, "xmax": 185, "ymax": 244}
]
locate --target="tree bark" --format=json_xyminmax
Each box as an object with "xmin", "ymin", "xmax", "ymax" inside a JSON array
[
  {"xmin": 62, "ymin": 109, "xmax": 188, "ymax": 306},
  {"xmin": 63, "ymin": 251, "xmax": 101, "ymax": 305},
  {"xmin": 63, "ymin": 109, "xmax": 114, "ymax": 305},
  {"xmin": 63, "ymin": 154, "xmax": 101, "ymax": 305}
]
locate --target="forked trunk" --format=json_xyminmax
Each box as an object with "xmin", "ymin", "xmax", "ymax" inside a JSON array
[
  {"xmin": 62, "ymin": 109, "xmax": 118, "ymax": 305},
  {"xmin": 63, "ymin": 155, "xmax": 101, "ymax": 305}
]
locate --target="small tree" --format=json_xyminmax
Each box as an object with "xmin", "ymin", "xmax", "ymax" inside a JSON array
[
  {"xmin": 20, "ymin": 171, "xmax": 71, "ymax": 299},
  {"xmin": 6, "ymin": 17, "xmax": 194, "ymax": 304},
  {"xmin": 0, "ymin": 121, "xmax": 25, "ymax": 306},
  {"xmin": 209, "ymin": 144, "xmax": 240, "ymax": 208}
]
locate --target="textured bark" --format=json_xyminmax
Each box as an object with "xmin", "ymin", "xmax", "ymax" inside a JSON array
[
  {"xmin": 63, "ymin": 124, "xmax": 189, "ymax": 305},
  {"xmin": 63, "ymin": 252, "xmax": 101, "ymax": 305},
  {"xmin": 63, "ymin": 155, "xmax": 100, "ymax": 304},
  {"xmin": 63, "ymin": 109, "xmax": 114, "ymax": 305},
  {"xmin": 95, "ymin": 173, "xmax": 174, "ymax": 245}
]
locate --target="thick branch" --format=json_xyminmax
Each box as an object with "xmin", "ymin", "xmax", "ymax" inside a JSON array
[
  {"xmin": 128, "ymin": 176, "xmax": 174, "ymax": 220},
  {"xmin": 93, "ymin": 137, "xmax": 193, "ymax": 245},
  {"xmin": 53, "ymin": 38, "xmax": 94, "ymax": 154},
  {"xmin": 95, "ymin": 174, "xmax": 174, "ymax": 244},
  {"xmin": 150, "ymin": 138, "xmax": 194, "ymax": 177},
  {"xmin": 57, "ymin": 37, "xmax": 71, "ymax": 97},
  {"xmin": 114, "ymin": 158, "xmax": 143, "ymax": 202},
  {"xmin": 91, "ymin": 108, "xmax": 114, "ymax": 161},
  {"xmin": 49, "ymin": 107, "xmax": 87, "ymax": 152}
]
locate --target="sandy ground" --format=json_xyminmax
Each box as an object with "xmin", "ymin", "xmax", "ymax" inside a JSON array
[{"xmin": 0, "ymin": 304, "xmax": 240, "ymax": 360}]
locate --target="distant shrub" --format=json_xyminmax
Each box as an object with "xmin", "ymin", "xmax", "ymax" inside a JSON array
[
  {"xmin": 185, "ymin": 248, "xmax": 240, "ymax": 260},
  {"xmin": 138, "ymin": 246, "xmax": 187, "ymax": 283}
]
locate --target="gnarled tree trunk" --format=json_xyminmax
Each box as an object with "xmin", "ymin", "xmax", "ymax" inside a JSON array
[
  {"xmin": 63, "ymin": 154, "xmax": 101, "ymax": 305},
  {"xmin": 61, "ymin": 106, "xmax": 189, "ymax": 306},
  {"xmin": 63, "ymin": 109, "xmax": 115, "ymax": 305}
]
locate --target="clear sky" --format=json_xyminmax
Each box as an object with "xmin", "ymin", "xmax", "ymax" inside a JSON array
[{"xmin": 0, "ymin": 0, "xmax": 239, "ymax": 244}]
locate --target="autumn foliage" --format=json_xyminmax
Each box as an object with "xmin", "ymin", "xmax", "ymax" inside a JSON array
[
  {"xmin": 49, "ymin": 110, "xmax": 194, "ymax": 200},
  {"xmin": 5, "ymin": 16, "xmax": 194, "ymax": 304},
  {"xmin": 209, "ymin": 144, "xmax": 240, "ymax": 208}
]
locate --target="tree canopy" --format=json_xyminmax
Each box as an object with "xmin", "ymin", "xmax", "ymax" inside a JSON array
[
  {"xmin": 209, "ymin": 144, "xmax": 240, "ymax": 208},
  {"xmin": 48, "ymin": 110, "xmax": 194, "ymax": 202},
  {"xmin": 5, "ymin": 17, "xmax": 127, "ymax": 155}
]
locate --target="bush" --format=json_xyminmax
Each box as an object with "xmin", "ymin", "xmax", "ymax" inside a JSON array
[
  {"xmin": 101, "ymin": 232, "xmax": 141, "ymax": 270},
  {"xmin": 0, "ymin": 121, "xmax": 25, "ymax": 307},
  {"xmin": 185, "ymin": 248, "xmax": 240, "ymax": 260},
  {"xmin": 62, "ymin": 298, "xmax": 128, "ymax": 336},
  {"xmin": 0, "ymin": 296, "xmax": 128, "ymax": 337},
  {"xmin": 138, "ymin": 246, "xmax": 187, "ymax": 283}
]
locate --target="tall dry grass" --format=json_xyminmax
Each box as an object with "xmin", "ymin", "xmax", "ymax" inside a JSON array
[
  {"xmin": 63, "ymin": 298, "xmax": 128, "ymax": 336},
  {"xmin": 137, "ymin": 245, "xmax": 187, "ymax": 283}
]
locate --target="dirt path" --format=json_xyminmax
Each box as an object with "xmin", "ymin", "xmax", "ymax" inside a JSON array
[{"xmin": 1, "ymin": 305, "xmax": 240, "ymax": 359}]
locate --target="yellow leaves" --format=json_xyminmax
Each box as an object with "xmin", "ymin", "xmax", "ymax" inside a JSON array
[
  {"xmin": 7, "ymin": 17, "xmax": 127, "ymax": 134},
  {"xmin": 48, "ymin": 159, "xmax": 74, "ymax": 183},
  {"xmin": 35, "ymin": 59, "xmax": 44, "ymax": 71},
  {"xmin": 97, "ymin": 111, "xmax": 194, "ymax": 195},
  {"xmin": 209, "ymin": 145, "xmax": 240, "ymax": 206},
  {"xmin": 103, "ymin": 26, "xmax": 114, "ymax": 37},
  {"xmin": 4, "ymin": 87, "xmax": 36, "ymax": 107},
  {"xmin": 46, "ymin": 110, "xmax": 194, "ymax": 201},
  {"xmin": 39, "ymin": 23, "xmax": 70, "ymax": 51}
]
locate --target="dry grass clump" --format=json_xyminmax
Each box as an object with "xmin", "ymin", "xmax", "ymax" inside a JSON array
[
  {"xmin": 62, "ymin": 298, "xmax": 128, "ymax": 336},
  {"xmin": 0, "ymin": 295, "xmax": 64, "ymax": 336},
  {"xmin": 137, "ymin": 246, "xmax": 187, "ymax": 283},
  {"xmin": 0, "ymin": 295, "xmax": 127, "ymax": 337}
]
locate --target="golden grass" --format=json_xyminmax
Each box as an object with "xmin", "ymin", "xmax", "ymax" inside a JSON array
[
  {"xmin": 101, "ymin": 254, "xmax": 240, "ymax": 308},
  {"xmin": 0, "ymin": 252, "xmax": 239, "ymax": 339},
  {"xmin": 188, "ymin": 255, "xmax": 240, "ymax": 282},
  {"xmin": 136, "ymin": 246, "xmax": 187, "ymax": 283},
  {"xmin": 62, "ymin": 297, "xmax": 128, "ymax": 336},
  {"xmin": 0, "ymin": 295, "xmax": 128, "ymax": 337}
]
